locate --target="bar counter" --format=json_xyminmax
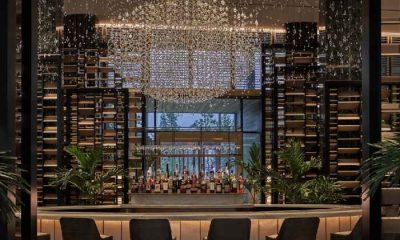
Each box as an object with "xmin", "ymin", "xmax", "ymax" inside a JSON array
[{"xmin": 37, "ymin": 204, "xmax": 361, "ymax": 240}]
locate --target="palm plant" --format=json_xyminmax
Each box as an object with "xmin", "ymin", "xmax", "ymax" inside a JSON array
[
  {"xmin": 238, "ymin": 140, "xmax": 343, "ymax": 204},
  {"xmin": 0, "ymin": 152, "xmax": 29, "ymax": 222},
  {"xmin": 302, "ymin": 176, "xmax": 344, "ymax": 204},
  {"xmin": 236, "ymin": 143, "xmax": 270, "ymax": 203},
  {"xmin": 52, "ymin": 146, "xmax": 124, "ymax": 204},
  {"xmin": 360, "ymin": 134, "xmax": 400, "ymax": 197},
  {"xmin": 275, "ymin": 140, "xmax": 322, "ymax": 203}
]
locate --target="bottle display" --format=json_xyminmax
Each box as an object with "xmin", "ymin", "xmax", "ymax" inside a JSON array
[{"xmin": 131, "ymin": 164, "xmax": 245, "ymax": 194}]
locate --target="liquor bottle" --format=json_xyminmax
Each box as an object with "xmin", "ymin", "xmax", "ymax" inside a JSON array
[
  {"xmin": 185, "ymin": 177, "xmax": 191, "ymax": 194},
  {"xmin": 238, "ymin": 173, "xmax": 245, "ymax": 194},
  {"xmin": 223, "ymin": 175, "xmax": 231, "ymax": 193},
  {"xmin": 145, "ymin": 167, "xmax": 152, "ymax": 193},
  {"xmin": 162, "ymin": 174, "xmax": 169, "ymax": 193},
  {"xmin": 168, "ymin": 175, "xmax": 173, "ymax": 193},
  {"xmin": 145, "ymin": 177, "xmax": 151, "ymax": 193},
  {"xmin": 180, "ymin": 176, "xmax": 186, "ymax": 194},
  {"xmin": 191, "ymin": 173, "xmax": 198, "ymax": 193},
  {"xmin": 209, "ymin": 170, "xmax": 216, "ymax": 193},
  {"xmin": 216, "ymin": 178, "xmax": 223, "ymax": 193},
  {"xmin": 154, "ymin": 178, "xmax": 161, "ymax": 193},
  {"xmin": 201, "ymin": 176, "xmax": 207, "ymax": 193},
  {"xmin": 172, "ymin": 170, "xmax": 178, "ymax": 193},
  {"xmin": 231, "ymin": 171, "xmax": 238, "ymax": 193}
]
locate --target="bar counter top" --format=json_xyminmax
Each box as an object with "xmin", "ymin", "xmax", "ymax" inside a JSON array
[{"xmin": 38, "ymin": 204, "xmax": 361, "ymax": 221}]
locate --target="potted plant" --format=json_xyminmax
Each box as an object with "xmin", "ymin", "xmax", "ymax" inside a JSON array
[
  {"xmin": 52, "ymin": 146, "xmax": 124, "ymax": 205},
  {"xmin": 238, "ymin": 140, "xmax": 343, "ymax": 204},
  {"xmin": 0, "ymin": 152, "xmax": 29, "ymax": 222},
  {"xmin": 360, "ymin": 134, "xmax": 400, "ymax": 197},
  {"xmin": 237, "ymin": 143, "xmax": 269, "ymax": 203}
]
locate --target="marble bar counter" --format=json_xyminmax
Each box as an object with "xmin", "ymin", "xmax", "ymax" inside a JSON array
[{"xmin": 37, "ymin": 204, "xmax": 361, "ymax": 240}]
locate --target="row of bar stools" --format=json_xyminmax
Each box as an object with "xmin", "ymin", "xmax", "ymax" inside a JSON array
[
  {"xmin": 60, "ymin": 217, "xmax": 327, "ymax": 240},
  {"xmin": 60, "ymin": 218, "xmax": 251, "ymax": 240}
]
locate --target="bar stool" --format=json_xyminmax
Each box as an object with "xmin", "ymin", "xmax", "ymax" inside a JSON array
[
  {"xmin": 204, "ymin": 218, "xmax": 251, "ymax": 240},
  {"xmin": 265, "ymin": 217, "xmax": 320, "ymax": 240},
  {"xmin": 130, "ymin": 219, "xmax": 176, "ymax": 240},
  {"xmin": 330, "ymin": 218, "xmax": 362, "ymax": 240},
  {"xmin": 60, "ymin": 217, "xmax": 112, "ymax": 240}
]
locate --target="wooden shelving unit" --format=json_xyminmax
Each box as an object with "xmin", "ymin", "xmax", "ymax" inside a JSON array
[
  {"xmin": 64, "ymin": 89, "xmax": 128, "ymax": 204},
  {"xmin": 37, "ymin": 54, "xmax": 62, "ymax": 205},
  {"xmin": 61, "ymin": 47, "xmax": 130, "ymax": 204},
  {"xmin": 381, "ymin": 34, "xmax": 400, "ymax": 140},
  {"xmin": 327, "ymin": 83, "xmax": 362, "ymax": 202},
  {"xmin": 127, "ymin": 90, "xmax": 145, "ymax": 182}
]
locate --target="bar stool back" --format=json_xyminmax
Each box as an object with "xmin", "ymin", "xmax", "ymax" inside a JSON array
[
  {"xmin": 206, "ymin": 218, "xmax": 251, "ymax": 240},
  {"xmin": 331, "ymin": 218, "xmax": 362, "ymax": 240},
  {"xmin": 266, "ymin": 217, "xmax": 320, "ymax": 240},
  {"xmin": 60, "ymin": 217, "xmax": 112, "ymax": 240},
  {"xmin": 130, "ymin": 219, "xmax": 173, "ymax": 240}
]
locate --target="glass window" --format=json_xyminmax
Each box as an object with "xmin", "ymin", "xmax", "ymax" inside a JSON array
[{"xmin": 243, "ymin": 99, "xmax": 261, "ymax": 132}]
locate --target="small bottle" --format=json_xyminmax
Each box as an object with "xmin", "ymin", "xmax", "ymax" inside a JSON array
[
  {"xmin": 154, "ymin": 179, "xmax": 161, "ymax": 193},
  {"xmin": 145, "ymin": 167, "xmax": 152, "ymax": 193},
  {"xmin": 216, "ymin": 178, "xmax": 223, "ymax": 193},
  {"xmin": 231, "ymin": 171, "xmax": 238, "ymax": 193},
  {"xmin": 223, "ymin": 175, "xmax": 231, "ymax": 193},
  {"xmin": 238, "ymin": 173, "xmax": 245, "ymax": 194},
  {"xmin": 209, "ymin": 170, "xmax": 216, "ymax": 193},
  {"xmin": 163, "ymin": 175, "xmax": 169, "ymax": 193}
]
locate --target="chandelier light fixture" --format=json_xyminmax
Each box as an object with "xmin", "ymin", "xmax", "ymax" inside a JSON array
[{"xmin": 108, "ymin": 0, "xmax": 261, "ymax": 104}]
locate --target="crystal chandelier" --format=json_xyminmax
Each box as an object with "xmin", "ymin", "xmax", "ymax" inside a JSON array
[{"xmin": 108, "ymin": 0, "xmax": 260, "ymax": 104}]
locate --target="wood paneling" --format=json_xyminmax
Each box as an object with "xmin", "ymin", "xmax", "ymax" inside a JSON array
[
  {"xmin": 121, "ymin": 221, "xmax": 130, "ymax": 240},
  {"xmin": 170, "ymin": 221, "xmax": 181, "ymax": 240},
  {"xmin": 259, "ymin": 219, "xmax": 278, "ymax": 240},
  {"xmin": 104, "ymin": 221, "xmax": 122, "ymax": 240},
  {"xmin": 181, "ymin": 221, "xmax": 200, "ymax": 240},
  {"xmin": 316, "ymin": 218, "xmax": 326, "ymax": 240},
  {"xmin": 200, "ymin": 221, "xmax": 210, "ymax": 240},
  {"xmin": 326, "ymin": 217, "xmax": 340, "ymax": 240},
  {"xmin": 40, "ymin": 220, "xmax": 54, "ymax": 240}
]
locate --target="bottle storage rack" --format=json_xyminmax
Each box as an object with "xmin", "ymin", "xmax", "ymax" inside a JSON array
[
  {"xmin": 325, "ymin": 82, "xmax": 362, "ymax": 202},
  {"xmin": 381, "ymin": 34, "xmax": 400, "ymax": 140},
  {"xmin": 37, "ymin": 54, "xmax": 62, "ymax": 206},
  {"xmin": 64, "ymin": 88, "xmax": 129, "ymax": 204}
]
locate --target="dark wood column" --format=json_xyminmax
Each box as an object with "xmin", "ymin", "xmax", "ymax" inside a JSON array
[
  {"xmin": 0, "ymin": 1, "xmax": 16, "ymax": 239},
  {"xmin": 0, "ymin": 0, "xmax": 16, "ymax": 152},
  {"xmin": 361, "ymin": 0, "xmax": 382, "ymax": 239},
  {"xmin": 21, "ymin": 0, "xmax": 38, "ymax": 239}
]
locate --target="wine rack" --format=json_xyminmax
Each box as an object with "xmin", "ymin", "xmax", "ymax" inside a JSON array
[
  {"xmin": 127, "ymin": 90, "xmax": 145, "ymax": 183},
  {"xmin": 326, "ymin": 82, "xmax": 362, "ymax": 202},
  {"xmin": 64, "ymin": 88, "xmax": 128, "ymax": 204},
  {"xmin": 37, "ymin": 54, "xmax": 62, "ymax": 206},
  {"xmin": 381, "ymin": 34, "xmax": 400, "ymax": 140}
]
